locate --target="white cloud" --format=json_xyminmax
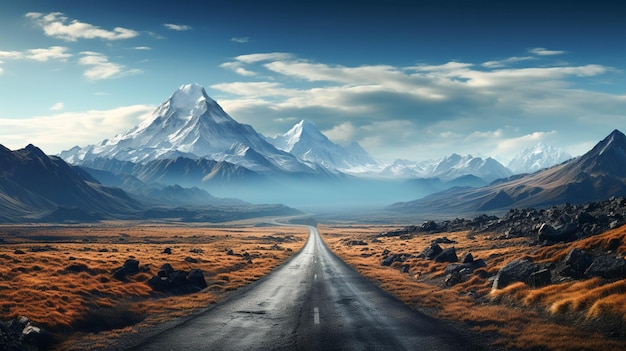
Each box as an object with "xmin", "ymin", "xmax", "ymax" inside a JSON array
[
  {"xmin": 219, "ymin": 62, "xmax": 257, "ymax": 76},
  {"xmin": 25, "ymin": 46, "xmax": 72, "ymax": 62},
  {"xmin": 163, "ymin": 23, "xmax": 192, "ymax": 31},
  {"xmin": 323, "ymin": 122, "xmax": 357, "ymax": 144},
  {"xmin": 0, "ymin": 46, "xmax": 71, "ymax": 62},
  {"xmin": 0, "ymin": 105, "xmax": 155, "ymax": 154},
  {"xmin": 212, "ymin": 52, "xmax": 624, "ymax": 163},
  {"xmin": 134, "ymin": 46, "xmax": 152, "ymax": 51},
  {"xmin": 231, "ymin": 37, "xmax": 249, "ymax": 43},
  {"xmin": 49, "ymin": 102, "xmax": 64, "ymax": 111},
  {"xmin": 26, "ymin": 12, "xmax": 139, "ymax": 41},
  {"xmin": 482, "ymin": 56, "xmax": 535, "ymax": 68},
  {"xmin": 79, "ymin": 51, "xmax": 142, "ymax": 80},
  {"xmin": 529, "ymin": 47, "xmax": 567, "ymax": 56},
  {"xmin": 234, "ymin": 52, "xmax": 294, "ymax": 64},
  {"xmin": 0, "ymin": 50, "xmax": 23, "ymax": 60}
]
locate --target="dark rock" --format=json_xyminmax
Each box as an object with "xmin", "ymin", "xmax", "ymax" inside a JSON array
[
  {"xmin": 170, "ymin": 270, "xmax": 187, "ymax": 286},
  {"xmin": 113, "ymin": 259, "xmax": 140, "ymax": 281},
  {"xmin": 184, "ymin": 256, "xmax": 199, "ymax": 263},
  {"xmin": 608, "ymin": 238, "xmax": 621, "ymax": 252},
  {"xmin": 226, "ymin": 249, "xmax": 234, "ymax": 256},
  {"xmin": 187, "ymin": 269, "xmax": 208, "ymax": 289},
  {"xmin": 539, "ymin": 222, "xmax": 578, "ymax": 242},
  {"xmin": 123, "ymin": 259, "xmax": 140, "ymax": 274},
  {"xmin": 462, "ymin": 253, "xmax": 474, "ymax": 264},
  {"xmin": 13, "ymin": 250, "xmax": 25, "ymax": 255},
  {"xmin": 435, "ymin": 247, "xmax": 459, "ymax": 263},
  {"xmin": 162, "ymin": 247, "xmax": 172, "ymax": 254},
  {"xmin": 585, "ymin": 255, "xmax": 626, "ymax": 279},
  {"xmin": 158, "ymin": 263, "xmax": 174, "ymax": 277},
  {"xmin": 527, "ymin": 268, "xmax": 551, "ymax": 287},
  {"xmin": 471, "ymin": 259, "xmax": 487, "ymax": 269},
  {"xmin": 492, "ymin": 258, "xmax": 540, "ymax": 289},
  {"xmin": 189, "ymin": 248, "xmax": 204, "ymax": 254},
  {"xmin": 562, "ymin": 248, "xmax": 592, "ymax": 278},
  {"xmin": 401, "ymin": 264, "xmax": 410, "ymax": 273},
  {"xmin": 421, "ymin": 243, "xmax": 442, "ymax": 260},
  {"xmin": 382, "ymin": 254, "xmax": 400, "ymax": 266},
  {"xmin": 433, "ymin": 237, "xmax": 456, "ymax": 244}
]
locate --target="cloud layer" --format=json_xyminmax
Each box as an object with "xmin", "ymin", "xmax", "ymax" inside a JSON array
[{"xmin": 213, "ymin": 50, "xmax": 625, "ymax": 163}]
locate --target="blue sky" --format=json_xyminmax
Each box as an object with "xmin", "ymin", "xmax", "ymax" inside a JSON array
[{"xmin": 0, "ymin": 0, "xmax": 624, "ymax": 164}]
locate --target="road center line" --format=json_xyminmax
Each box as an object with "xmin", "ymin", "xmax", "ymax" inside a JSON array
[{"xmin": 313, "ymin": 307, "xmax": 320, "ymax": 325}]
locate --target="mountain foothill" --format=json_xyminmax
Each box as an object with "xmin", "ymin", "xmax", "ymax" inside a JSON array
[{"xmin": 1, "ymin": 83, "xmax": 623, "ymax": 222}]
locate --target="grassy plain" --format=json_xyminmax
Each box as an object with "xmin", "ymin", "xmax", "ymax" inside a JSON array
[
  {"xmin": 0, "ymin": 222, "xmax": 308, "ymax": 350},
  {"xmin": 321, "ymin": 223, "xmax": 626, "ymax": 351}
]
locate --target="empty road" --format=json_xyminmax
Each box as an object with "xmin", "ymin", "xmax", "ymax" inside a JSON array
[{"xmin": 133, "ymin": 225, "xmax": 482, "ymax": 350}]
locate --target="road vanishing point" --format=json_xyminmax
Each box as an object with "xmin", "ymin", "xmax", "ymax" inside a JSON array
[{"xmin": 133, "ymin": 225, "xmax": 483, "ymax": 351}]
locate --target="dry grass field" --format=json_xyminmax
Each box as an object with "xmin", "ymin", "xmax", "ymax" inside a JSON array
[
  {"xmin": 321, "ymin": 223, "xmax": 626, "ymax": 351},
  {"xmin": 0, "ymin": 222, "xmax": 308, "ymax": 350}
]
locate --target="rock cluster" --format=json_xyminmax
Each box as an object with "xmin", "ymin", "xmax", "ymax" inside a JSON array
[
  {"xmin": 479, "ymin": 197, "xmax": 626, "ymax": 243},
  {"xmin": 0, "ymin": 316, "xmax": 55, "ymax": 351},
  {"xmin": 380, "ymin": 197, "xmax": 626, "ymax": 245},
  {"xmin": 492, "ymin": 248, "xmax": 626, "ymax": 290},
  {"xmin": 147, "ymin": 264, "xmax": 207, "ymax": 294}
]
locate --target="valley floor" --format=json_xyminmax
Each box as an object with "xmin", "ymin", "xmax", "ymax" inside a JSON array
[
  {"xmin": 0, "ymin": 222, "xmax": 308, "ymax": 350},
  {"xmin": 3, "ymin": 220, "xmax": 626, "ymax": 350},
  {"xmin": 321, "ymin": 223, "xmax": 626, "ymax": 351}
]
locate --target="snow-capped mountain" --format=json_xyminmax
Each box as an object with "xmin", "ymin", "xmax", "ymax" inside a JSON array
[
  {"xmin": 60, "ymin": 84, "xmax": 317, "ymax": 175},
  {"xmin": 267, "ymin": 119, "xmax": 380, "ymax": 171},
  {"xmin": 507, "ymin": 142, "xmax": 572, "ymax": 174},
  {"xmin": 381, "ymin": 154, "xmax": 512, "ymax": 181}
]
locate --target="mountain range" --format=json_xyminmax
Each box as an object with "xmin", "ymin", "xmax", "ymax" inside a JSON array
[
  {"xmin": 389, "ymin": 129, "xmax": 626, "ymax": 215},
  {"xmin": 3, "ymin": 82, "xmax": 620, "ymax": 222}
]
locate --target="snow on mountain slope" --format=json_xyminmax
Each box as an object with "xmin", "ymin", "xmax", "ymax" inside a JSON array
[
  {"xmin": 59, "ymin": 84, "xmax": 316, "ymax": 175},
  {"xmin": 507, "ymin": 142, "xmax": 572, "ymax": 174},
  {"xmin": 381, "ymin": 154, "xmax": 512, "ymax": 181},
  {"xmin": 267, "ymin": 119, "xmax": 380, "ymax": 171}
]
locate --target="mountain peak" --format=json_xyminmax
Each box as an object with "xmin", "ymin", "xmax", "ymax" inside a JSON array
[{"xmin": 169, "ymin": 83, "xmax": 212, "ymax": 111}]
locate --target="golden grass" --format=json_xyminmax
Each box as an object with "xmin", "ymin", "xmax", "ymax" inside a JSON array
[
  {"xmin": 0, "ymin": 223, "xmax": 307, "ymax": 350},
  {"xmin": 321, "ymin": 223, "xmax": 626, "ymax": 351}
]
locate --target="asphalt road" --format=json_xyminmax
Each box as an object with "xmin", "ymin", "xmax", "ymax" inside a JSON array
[{"xmin": 133, "ymin": 225, "xmax": 483, "ymax": 351}]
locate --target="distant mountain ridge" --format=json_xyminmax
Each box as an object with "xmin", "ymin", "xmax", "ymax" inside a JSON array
[
  {"xmin": 380, "ymin": 154, "xmax": 512, "ymax": 181},
  {"xmin": 507, "ymin": 142, "xmax": 572, "ymax": 174},
  {"xmin": 390, "ymin": 129, "xmax": 626, "ymax": 215},
  {"xmin": 267, "ymin": 119, "xmax": 379, "ymax": 171},
  {"xmin": 0, "ymin": 144, "xmax": 141, "ymax": 222}
]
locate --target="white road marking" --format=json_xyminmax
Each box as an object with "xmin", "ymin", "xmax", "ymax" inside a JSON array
[
  {"xmin": 314, "ymin": 274, "xmax": 317, "ymax": 280},
  {"xmin": 313, "ymin": 307, "xmax": 320, "ymax": 325}
]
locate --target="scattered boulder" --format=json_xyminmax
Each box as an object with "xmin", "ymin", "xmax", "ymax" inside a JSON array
[
  {"xmin": 162, "ymin": 247, "xmax": 172, "ymax": 254},
  {"xmin": 435, "ymin": 247, "xmax": 459, "ymax": 263},
  {"xmin": 561, "ymin": 248, "xmax": 592, "ymax": 278},
  {"xmin": 421, "ymin": 243, "xmax": 443, "ymax": 260},
  {"xmin": 0, "ymin": 317, "xmax": 56, "ymax": 351},
  {"xmin": 527, "ymin": 268, "xmax": 552, "ymax": 287},
  {"xmin": 492, "ymin": 258, "xmax": 540, "ymax": 289},
  {"xmin": 184, "ymin": 256, "xmax": 199, "ymax": 263},
  {"xmin": 148, "ymin": 264, "xmax": 208, "ymax": 294},
  {"xmin": 462, "ymin": 253, "xmax": 474, "ymax": 264},
  {"xmin": 584, "ymin": 255, "xmax": 626, "ymax": 279},
  {"xmin": 113, "ymin": 259, "xmax": 141, "ymax": 281}
]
